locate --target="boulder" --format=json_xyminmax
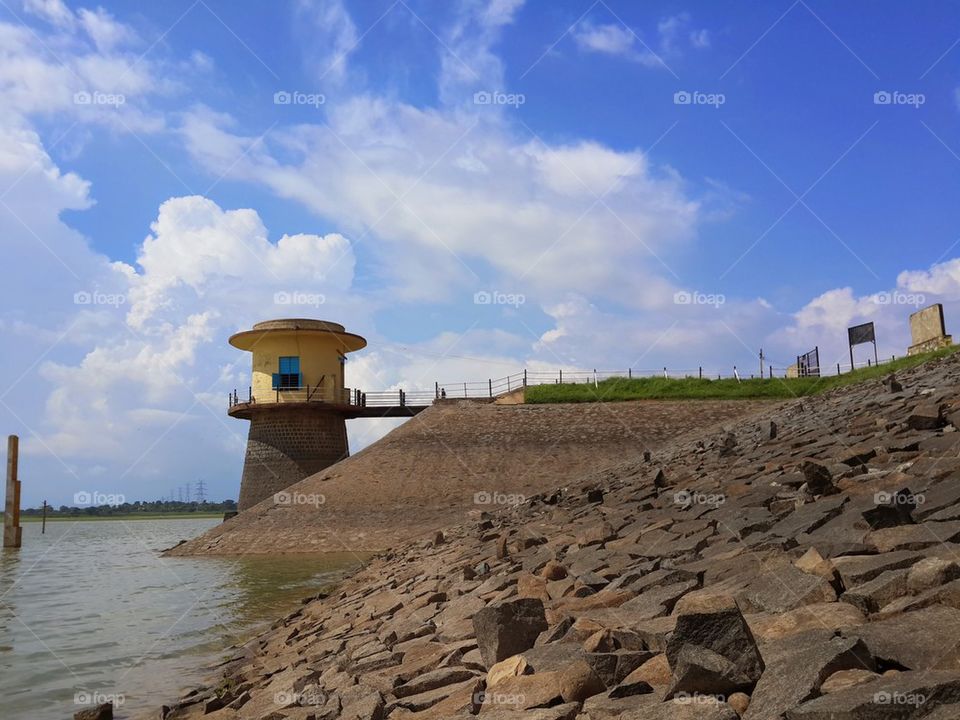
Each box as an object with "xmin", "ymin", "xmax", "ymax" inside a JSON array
[
  {"xmin": 473, "ymin": 598, "xmax": 549, "ymax": 668},
  {"xmin": 907, "ymin": 557, "xmax": 960, "ymax": 593},
  {"xmin": 394, "ymin": 667, "xmax": 479, "ymax": 698},
  {"xmin": 749, "ymin": 602, "xmax": 866, "ymax": 642},
  {"xmin": 620, "ymin": 697, "xmax": 738, "ymax": 720},
  {"xmin": 743, "ymin": 631, "xmax": 874, "ymax": 720},
  {"xmin": 559, "ymin": 659, "xmax": 606, "ymax": 703},
  {"xmin": 487, "ymin": 655, "xmax": 529, "ymax": 688},
  {"xmin": 665, "ymin": 594, "xmax": 764, "ymax": 696},
  {"xmin": 801, "ymin": 460, "xmax": 836, "ymax": 495},
  {"xmin": 820, "ymin": 669, "xmax": 880, "ymax": 694},
  {"xmin": 841, "ymin": 569, "xmax": 910, "ymax": 614},
  {"xmin": 737, "ymin": 563, "xmax": 836, "ymax": 613},
  {"xmin": 862, "ymin": 489, "xmax": 917, "ymax": 529},
  {"xmin": 855, "ymin": 605, "xmax": 960, "ymax": 670},
  {"xmin": 907, "ymin": 402, "xmax": 943, "ymax": 430},
  {"xmin": 785, "ymin": 670, "xmax": 960, "ymax": 718},
  {"xmin": 832, "ymin": 551, "xmax": 922, "ymax": 587},
  {"xmin": 74, "ymin": 704, "xmax": 112, "ymax": 720}
]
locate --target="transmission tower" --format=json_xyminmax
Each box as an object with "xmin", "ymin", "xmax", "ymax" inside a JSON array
[{"xmin": 195, "ymin": 478, "xmax": 207, "ymax": 502}]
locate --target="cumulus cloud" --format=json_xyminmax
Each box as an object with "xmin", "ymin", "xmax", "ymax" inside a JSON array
[{"xmin": 179, "ymin": 98, "xmax": 700, "ymax": 309}]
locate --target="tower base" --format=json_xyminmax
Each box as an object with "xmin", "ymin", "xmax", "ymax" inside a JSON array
[{"xmin": 236, "ymin": 404, "xmax": 349, "ymax": 511}]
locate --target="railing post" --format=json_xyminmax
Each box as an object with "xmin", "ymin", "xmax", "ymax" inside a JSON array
[
  {"xmin": 628, "ymin": 368, "xmax": 632, "ymax": 379},
  {"xmin": 837, "ymin": 363, "xmax": 841, "ymax": 375},
  {"xmin": 523, "ymin": 369, "xmax": 527, "ymax": 387},
  {"xmin": 489, "ymin": 379, "xmax": 492, "ymax": 397},
  {"xmin": 248, "ymin": 386, "xmax": 252, "ymax": 402},
  {"xmin": 699, "ymin": 366, "xmax": 702, "ymax": 379},
  {"xmin": 435, "ymin": 381, "xmax": 439, "ymax": 400},
  {"xmin": 559, "ymin": 369, "xmax": 562, "ymax": 384}
]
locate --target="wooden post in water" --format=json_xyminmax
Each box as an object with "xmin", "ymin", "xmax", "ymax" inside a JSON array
[{"xmin": 5, "ymin": 435, "xmax": 22, "ymax": 548}]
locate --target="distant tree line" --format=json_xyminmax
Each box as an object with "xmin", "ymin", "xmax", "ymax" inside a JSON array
[{"xmin": 22, "ymin": 499, "xmax": 238, "ymax": 517}]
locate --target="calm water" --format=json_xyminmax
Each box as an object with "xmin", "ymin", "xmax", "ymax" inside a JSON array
[{"xmin": 0, "ymin": 519, "xmax": 365, "ymax": 720}]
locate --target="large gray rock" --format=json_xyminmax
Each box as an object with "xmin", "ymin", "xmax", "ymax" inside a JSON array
[
  {"xmin": 473, "ymin": 598, "xmax": 549, "ymax": 668},
  {"xmin": 785, "ymin": 670, "xmax": 960, "ymax": 719},
  {"xmin": 620, "ymin": 697, "xmax": 738, "ymax": 720},
  {"xmin": 737, "ymin": 563, "xmax": 836, "ymax": 613},
  {"xmin": 855, "ymin": 605, "xmax": 960, "ymax": 670},
  {"xmin": 841, "ymin": 569, "xmax": 910, "ymax": 614},
  {"xmin": 665, "ymin": 594, "xmax": 764, "ymax": 697},
  {"xmin": 667, "ymin": 644, "xmax": 759, "ymax": 698},
  {"xmin": 744, "ymin": 631, "xmax": 874, "ymax": 720},
  {"xmin": 831, "ymin": 551, "xmax": 922, "ymax": 587}
]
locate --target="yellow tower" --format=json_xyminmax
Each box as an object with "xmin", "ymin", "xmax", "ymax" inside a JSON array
[{"xmin": 228, "ymin": 319, "xmax": 367, "ymax": 510}]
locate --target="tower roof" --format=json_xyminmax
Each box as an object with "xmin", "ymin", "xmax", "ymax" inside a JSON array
[{"xmin": 228, "ymin": 319, "xmax": 367, "ymax": 352}]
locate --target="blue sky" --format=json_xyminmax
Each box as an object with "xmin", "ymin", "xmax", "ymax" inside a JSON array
[{"xmin": 2, "ymin": 0, "xmax": 960, "ymax": 505}]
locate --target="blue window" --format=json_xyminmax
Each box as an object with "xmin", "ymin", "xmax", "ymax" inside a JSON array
[{"xmin": 273, "ymin": 356, "xmax": 302, "ymax": 390}]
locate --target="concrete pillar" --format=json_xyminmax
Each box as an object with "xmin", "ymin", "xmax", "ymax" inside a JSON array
[
  {"xmin": 237, "ymin": 406, "xmax": 349, "ymax": 511},
  {"xmin": 4, "ymin": 435, "xmax": 22, "ymax": 548}
]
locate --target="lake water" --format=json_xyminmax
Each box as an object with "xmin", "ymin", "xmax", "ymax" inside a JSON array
[{"xmin": 0, "ymin": 518, "xmax": 365, "ymax": 719}]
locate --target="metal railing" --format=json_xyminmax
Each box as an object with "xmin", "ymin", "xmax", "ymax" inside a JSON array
[{"xmin": 229, "ymin": 355, "xmax": 906, "ymax": 411}]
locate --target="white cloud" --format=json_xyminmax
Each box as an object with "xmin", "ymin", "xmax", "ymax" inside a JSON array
[
  {"xmin": 573, "ymin": 13, "xmax": 710, "ymax": 67},
  {"xmin": 23, "ymin": 0, "xmax": 75, "ymax": 28},
  {"xmin": 295, "ymin": 0, "xmax": 359, "ymax": 84},
  {"xmin": 179, "ymin": 98, "xmax": 699, "ymax": 308},
  {"xmin": 78, "ymin": 7, "xmax": 136, "ymax": 51},
  {"xmin": 439, "ymin": 0, "xmax": 525, "ymax": 103}
]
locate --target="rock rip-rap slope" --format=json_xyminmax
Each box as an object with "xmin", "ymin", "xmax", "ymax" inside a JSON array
[{"xmin": 150, "ymin": 352, "xmax": 960, "ymax": 719}]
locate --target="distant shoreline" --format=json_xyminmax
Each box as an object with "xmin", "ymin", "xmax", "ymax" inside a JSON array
[{"xmin": 20, "ymin": 513, "xmax": 224, "ymax": 522}]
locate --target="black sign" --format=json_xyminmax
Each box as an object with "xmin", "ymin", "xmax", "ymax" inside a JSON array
[{"xmin": 848, "ymin": 322, "xmax": 876, "ymax": 347}]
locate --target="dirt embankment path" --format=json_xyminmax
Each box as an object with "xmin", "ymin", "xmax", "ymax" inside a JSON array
[{"xmin": 167, "ymin": 399, "xmax": 773, "ymax": 556}]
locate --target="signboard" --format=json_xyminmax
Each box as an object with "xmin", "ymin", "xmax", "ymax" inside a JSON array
[
  {"xmin": 847, "ymin": 322, "xmax": 876, "ymax": 347},
  {"xmin": 847, "ymin": 321, "xmax": 878, "ymax": 370}
]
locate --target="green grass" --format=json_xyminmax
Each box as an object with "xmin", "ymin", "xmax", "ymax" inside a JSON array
[
  {"xmin": 525, "ymin": 345, "xmax": 960, "ymax": 404},
  {"xmin": 20, "ymin": 512, "xmax": 225, "ymax": 522}
]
